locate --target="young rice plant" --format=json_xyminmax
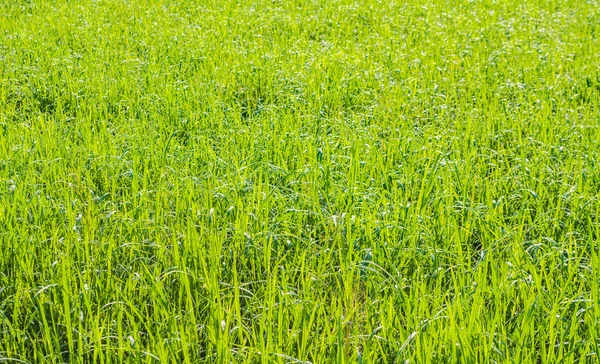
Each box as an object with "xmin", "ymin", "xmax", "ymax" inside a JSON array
[{"xmin": 1, "ymin": 0, "xmax": 600, "ymax": 362}]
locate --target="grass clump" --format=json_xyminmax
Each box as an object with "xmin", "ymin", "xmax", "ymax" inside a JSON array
[{"xmin": 1, "ymin": 0, "xmax": 600, "ymax": 362}]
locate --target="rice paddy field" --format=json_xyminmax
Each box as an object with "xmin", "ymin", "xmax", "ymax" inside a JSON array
[{"xmin": 1, "ymin": 0, "xmax": 600, "ymax": 362}]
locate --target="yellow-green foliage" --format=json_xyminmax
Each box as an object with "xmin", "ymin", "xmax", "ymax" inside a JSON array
[{"xmin": 1, "ymin": 0, "xmax": 600, "ymax": 362}]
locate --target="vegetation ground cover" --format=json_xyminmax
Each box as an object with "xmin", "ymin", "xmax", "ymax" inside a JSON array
[{"xmin": 1, "ymin": 0, "xmax": 600, "ymax": 362}]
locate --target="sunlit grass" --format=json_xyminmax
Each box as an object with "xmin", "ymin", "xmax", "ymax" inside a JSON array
[{"xmin": 1, "ymin": 0, "xmax": 600, "ymax": 362}]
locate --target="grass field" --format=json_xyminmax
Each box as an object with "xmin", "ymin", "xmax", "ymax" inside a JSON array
[{"xmin": 1, "ymin": 0, "xmax": 600, "ymax": 362}]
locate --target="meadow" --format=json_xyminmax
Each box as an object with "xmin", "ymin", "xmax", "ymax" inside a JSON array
[{"xmin": 1, "ymin": 0, "xmax": 600, "ymax": 362}]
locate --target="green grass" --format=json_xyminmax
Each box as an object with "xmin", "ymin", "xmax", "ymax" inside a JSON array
[{"xmin": 1, "ymin": 0, "xmax": 599, "ymax": 362}]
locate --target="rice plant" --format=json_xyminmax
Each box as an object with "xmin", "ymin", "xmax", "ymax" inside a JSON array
[{"xmin": 1, "ymin": 0, "xmax": 599, "ymax": 362}]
